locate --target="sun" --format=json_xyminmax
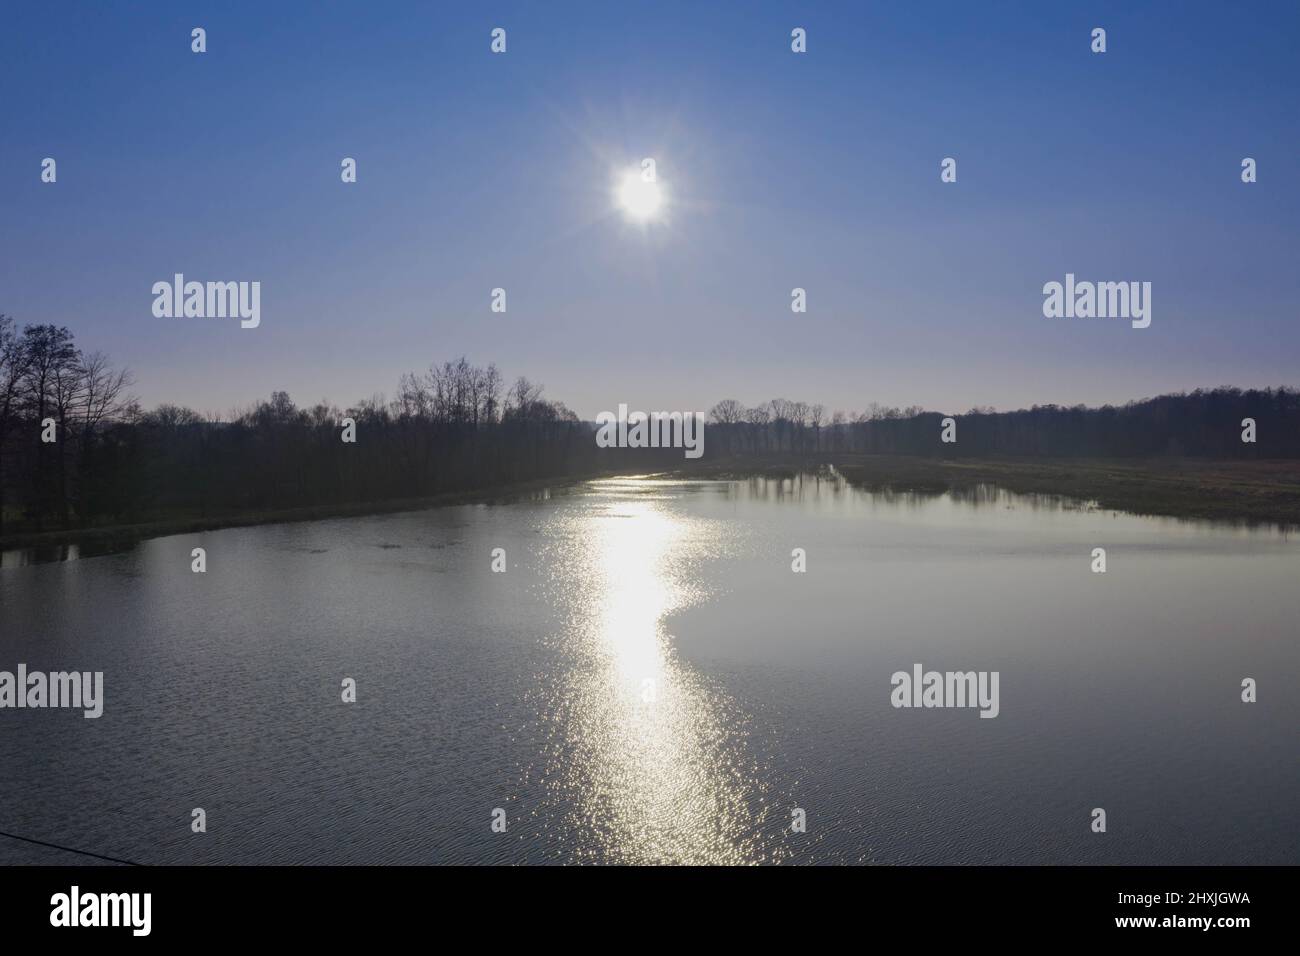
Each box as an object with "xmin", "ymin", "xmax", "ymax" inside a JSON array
[{"xmin": 616, "ymin": 171, "xmax": 665, "ymax": 222}]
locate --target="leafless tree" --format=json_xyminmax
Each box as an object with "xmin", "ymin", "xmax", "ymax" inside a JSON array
[
  {"xmin": 0, "ymin": 316, "xmax": 32, "ymax": 533},
  {"xmin": 709, "ymin": 398, "xmax": 746, "ymax": 424}
]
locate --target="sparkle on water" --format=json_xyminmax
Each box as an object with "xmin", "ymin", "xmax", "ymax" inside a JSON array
[
  {"xmin": 7, "ymin": 474, "xmax": 1295, "ymax": 864},
  {"xmin": 532, "ymin": 478, "xmax": 785, "ymax": 864}
]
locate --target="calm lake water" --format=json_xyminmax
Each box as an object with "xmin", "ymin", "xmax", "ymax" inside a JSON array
[{"xmin": 2, "ymin": 474, "xmax": 1297, "ymax": 865}]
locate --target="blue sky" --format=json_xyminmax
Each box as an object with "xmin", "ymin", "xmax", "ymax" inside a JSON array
[{"xmin": 2, "ymin": 1, "xmax": 1297, "ymax": 418}]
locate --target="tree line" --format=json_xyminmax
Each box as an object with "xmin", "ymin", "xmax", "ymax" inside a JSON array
[
  {"xmin": 1, "ymin": 317, "xmax": 134, "ymax": 535},
  {"xmin": 0, "ymin": 316, "xmax": 679, "ymax": 538},
  {"xmin": 705, "ymin": 390, "xmax": 1300, "ymax": 458},
  {"xmin": 2, "ymin": 313, "xmax": 1297, "ymax": 539}
]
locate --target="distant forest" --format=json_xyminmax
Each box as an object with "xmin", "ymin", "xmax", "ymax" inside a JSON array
[
  {"xmin": 2, "ymin": 315, "xmax": 1298, "ymax": 537},
  {"xmin": 702, "ymin": 392, "xmax": 1300, "ymax": 458}
]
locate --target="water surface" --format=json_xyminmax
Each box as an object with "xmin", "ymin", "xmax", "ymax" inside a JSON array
[{"xmin": 1, "ymin": 475, "xmax": 1296, "ymax": 864}]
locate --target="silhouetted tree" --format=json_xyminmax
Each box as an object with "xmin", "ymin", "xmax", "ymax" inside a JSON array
[{"xmin": 2, "ymin": 315, "xmax": 1298, "ymax": 541}]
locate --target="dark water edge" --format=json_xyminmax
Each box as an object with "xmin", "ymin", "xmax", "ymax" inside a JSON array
[
  {"xmin": 6, "ymin": 456, "xmax": 1299, "ymax": 567},
  {"xmin": 681, "ymin": 455, "xmax": 1300, "ymax": 529},
  {"xmin": 0, "ymin": 475, "xmax": 597, "ymax": 567}
]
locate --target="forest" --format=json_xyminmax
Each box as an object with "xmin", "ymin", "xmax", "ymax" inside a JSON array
[
  {"xmin": 701, "ymin": 390, "xmax": 1300, "ymax": 459},
  {"xmin": 2, "ymin": 314, "xmax": 1297, "ymax": 539}
]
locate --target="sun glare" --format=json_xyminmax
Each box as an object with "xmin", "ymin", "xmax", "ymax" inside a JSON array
[{"xmin": 616, "ymin": 171, "xmax": 664, "ymax": 222}]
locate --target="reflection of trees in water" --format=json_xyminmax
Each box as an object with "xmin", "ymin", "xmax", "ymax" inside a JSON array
[
  {"xmin": 945, "ymin": 483, "xmax": 1100, "ymax": 513},
  {"xmin": 1, "ymin": 535, "xmax": 142, "ymax": 567},
  {"xmin": 723, "ymin": 471, "xmax": 1100, "ymax": 515}
]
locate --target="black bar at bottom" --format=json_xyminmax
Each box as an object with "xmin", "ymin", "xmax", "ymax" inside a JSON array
[{"xmin": 0, "ymin": 865, "xmax": 1284, "ymax": 941}]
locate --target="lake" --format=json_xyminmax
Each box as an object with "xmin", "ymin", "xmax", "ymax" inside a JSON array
[{"xmin": 2, "ymin": 473, "xmax": 1297, "ymax": 864}]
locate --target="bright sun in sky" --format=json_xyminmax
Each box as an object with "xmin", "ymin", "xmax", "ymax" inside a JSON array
[{"xmin": 616, "ymin": 170, "xmax": 665, "ymax": 222}]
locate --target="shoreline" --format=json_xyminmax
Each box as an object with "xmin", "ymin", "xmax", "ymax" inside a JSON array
[
  {"xmin": 4, "ymin": 456, "xmax": 1299, "ymax": 556},
  {"xmin": 675, "ymin": 455, "xmax": 1300, "ymax": 529},
  {"xmin": 0, "ymin": 474, "xmax": 606, "ymax": 554}
]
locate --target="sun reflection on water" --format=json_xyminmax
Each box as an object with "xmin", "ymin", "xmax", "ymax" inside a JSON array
[{"xmin": 533, "ymin": 479, "xmax": 783, "ymax": 864}]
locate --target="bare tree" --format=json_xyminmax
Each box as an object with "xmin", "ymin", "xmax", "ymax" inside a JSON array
[
  {"xmin": 144, "ymin": 404, "xmax": 203, "ymax": 428},
  {"xmin": 709, "ymin": 398, "xmax": 745, "ymax": 424},
  {"xmin": 480, "ymin": 363, "xmax": 502, "ymax": 425},
  {"xmin": 72, "ymin": 351, "xmax": 134, "ymax": 526},
  {"xmin": 19, "ymin": 325, "xmax": 78, "ymax": 529},
  {"xmin": 767, "ymin": 398, "xmax": 794, "ymax": 423},
  {"xmin": 0, "ymin": 316, "xmax": 32, "ymax": 534},
  {"xmin": 505, "ymin": 376, "xmax": 543, "ymax": 420},
  {"xmin": 397, "ymin": 371, "xmax": 430, "ymax": 418},
  {"xmin": 78, "ymin": 351, "xmax": 134, "ymax": 432}
]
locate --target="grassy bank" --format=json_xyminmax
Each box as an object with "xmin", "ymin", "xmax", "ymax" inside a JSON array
[{"xmin": 685, "ymin": 455, "xmax": 1300, "ymax": 527}]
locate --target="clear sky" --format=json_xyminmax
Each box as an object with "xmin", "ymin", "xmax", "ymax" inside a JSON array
[{"xmin": 2, "ymin": 1, "xmax": 1297, "ymax": 419}]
